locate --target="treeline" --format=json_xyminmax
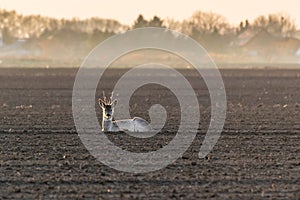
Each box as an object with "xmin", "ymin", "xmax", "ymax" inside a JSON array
[
  {"xmin": 0, "ymin": 9, "xmax": 298, "ymax": 58},
  {"xmin": 0, "ymin": 9, "xmax": 127, "ymax": 42}
]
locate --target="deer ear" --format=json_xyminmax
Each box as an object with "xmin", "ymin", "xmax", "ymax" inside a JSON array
[
  {"xmin": 98, "ymin": 99, "xmax": 105, "ymax": 108},
  {"xmin": 112, "ymin": 99, "xmax": 117, "ymax": 107}
]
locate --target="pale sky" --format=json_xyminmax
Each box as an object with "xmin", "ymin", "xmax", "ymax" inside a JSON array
[{"xmin": 1, "ymin": 0, "xmax": 300, "ymax": 27}]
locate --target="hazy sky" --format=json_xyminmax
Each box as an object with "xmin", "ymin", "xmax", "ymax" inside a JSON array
[{"xmin": 1, "ymin": 0, "xmax": 300, "ymax": 27}]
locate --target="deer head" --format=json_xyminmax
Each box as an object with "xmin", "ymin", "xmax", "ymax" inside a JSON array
[{"xmin": 98, "ymin": 91, "xmax": 117, "ymax": 120}]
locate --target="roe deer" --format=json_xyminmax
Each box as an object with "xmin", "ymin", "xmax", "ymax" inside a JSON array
[{"xmin": 98, "ymin": 92, "xmax": 152, "ymax": 132}]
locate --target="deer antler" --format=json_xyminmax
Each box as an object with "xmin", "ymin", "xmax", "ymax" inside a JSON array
[
  {"xmin": 98, "ymin": 98, "xmax": 104, "ymax": 107},
  {"xmin": 110, "ymin": 91, "xmax": 114, "ymax": 104},
  {"xmin": 100, "ymin": 91, "xmax": 115, "ymax": 104},
  {"xmin": 102, "ymin": 91, "xmax": 107, "ymax": 103}
]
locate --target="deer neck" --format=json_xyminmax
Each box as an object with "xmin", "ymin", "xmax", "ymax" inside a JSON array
[{"xmin": 102, "ymin": 118, "xmax": 113, "ymax": 131}]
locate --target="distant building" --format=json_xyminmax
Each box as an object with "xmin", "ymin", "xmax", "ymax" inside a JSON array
[
  {"xmin": 296, "ymin": 48, "xmax": 300, "ymax": 56},
  {"xmin": 233, "ymin": 29, "xmax": 300, "ymax": 62},
  {"xmin": 230, "ymin": 29, "xmax": 258, "ymax": 47},
  {"xmin": 292, "ymin": 30, "xmax": 300, "ymax": 40}
]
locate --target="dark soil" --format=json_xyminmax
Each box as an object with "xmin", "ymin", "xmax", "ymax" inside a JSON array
[{"xmin": 0, "ymin": 68, "xmax": 299, "ymax": 199}]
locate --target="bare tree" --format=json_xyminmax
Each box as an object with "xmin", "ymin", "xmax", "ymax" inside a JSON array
[
  {"xmin": 163, "ymin": 18, "xmax": 182, "ymax": 32},
  {"xmin": 188, "ymin": 11, "xmax": 230, "ymax": 35},
  {"xmin": 252, "ymin": 13, "xmax": 296, "ymax": 37}
]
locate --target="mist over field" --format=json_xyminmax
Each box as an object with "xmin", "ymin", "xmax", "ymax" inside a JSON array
[{"xmin": 1, "ymin": 9, "xmax": 300, "ymax": 68}]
